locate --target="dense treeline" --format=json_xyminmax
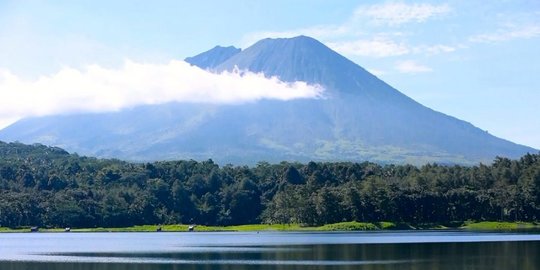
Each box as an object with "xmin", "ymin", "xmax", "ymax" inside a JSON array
[{"xmin": 0, "ymin": 141, "xmax": 539, "ymax": 228}]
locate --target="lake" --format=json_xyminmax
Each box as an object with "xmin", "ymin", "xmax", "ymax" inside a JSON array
[{"xmin": 1, "ymin": 231, "xmax": 540, "ymax": 269}]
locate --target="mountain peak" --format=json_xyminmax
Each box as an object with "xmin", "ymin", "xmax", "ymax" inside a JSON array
[
  {"xmin": 209, "ymin": 36, "xmax": 382, "ymax": 96},
  {"xmin": 256, "ymin": 35, "xmax": 321, "ymax": 45}
]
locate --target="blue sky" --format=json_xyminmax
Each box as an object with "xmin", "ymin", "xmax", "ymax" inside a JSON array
[{"xmin": 0, "ymin": 0, "xmax": 539, "ymax": 149}]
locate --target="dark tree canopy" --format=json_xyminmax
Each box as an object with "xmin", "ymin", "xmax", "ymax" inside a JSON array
[{"xmin": 0, "ymin": 141, "xmax": 539, "ymax": 228}]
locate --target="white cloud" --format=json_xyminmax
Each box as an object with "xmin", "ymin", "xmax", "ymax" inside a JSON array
[
  {"xmin": 365, "ymin": 68, "xmax": 386, "ymax": 77},
  {"xmin": 241, "ymin": 2, "xmax": 456, "ymax": 58},
  {"xmin": 0, "ymin": 60, "xmax": 324, "ymax": 128},
  {"xmin": 470, "ymin": 24, "xmax": 540, "ymax": 43},
  {"xmin": 354, "ymin": 2, "xmax": 451, "ymax": 26},
  {"xmin": 328, "ymin": 39, "xmax": 457, "ymax": 58},
  {"xmin": 0, "ymin": 117, "xmax": 19, "ymax": 130},
  {"xmin": 328, "ymin": 38, "xmax": 410, "ymax": 57},
  {"xmin": 415, "ymin": 44, "xmax": 456, "ymax": 55},
  {"xmin": 395, "ymin": 60, "xmax": 432, "ymax": 73}
]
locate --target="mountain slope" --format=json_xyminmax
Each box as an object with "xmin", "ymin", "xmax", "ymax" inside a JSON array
[
  {"xmin": 185, "ymin": 45, "xmax": 241, "ymax": 70},
  {"xmin": 0, "ymin": 36, "xmax": 535, "ymax": 164},
  {"xmin": 214, "ymin": 36, "xmax": 535, "ymax": 161}
]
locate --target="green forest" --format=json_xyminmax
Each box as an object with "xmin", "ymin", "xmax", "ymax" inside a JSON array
[{"xmin": 0, "ymin": 141, "xmax": 539, "ymax": 228}]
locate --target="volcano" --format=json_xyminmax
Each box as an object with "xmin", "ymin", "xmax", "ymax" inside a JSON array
[{"xmin": 0, "ymin": 36, "xmax": 535, "ymax": 164}]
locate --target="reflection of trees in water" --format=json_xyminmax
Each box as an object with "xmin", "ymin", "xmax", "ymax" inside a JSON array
[{"xmin": 2, "ymin": 241, "xmax": 540, "ymax": 270}]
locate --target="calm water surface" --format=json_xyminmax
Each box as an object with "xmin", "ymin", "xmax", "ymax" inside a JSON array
[{"xmin": 1, "ymin": 231, "xmax": 540, "ymax": 269}]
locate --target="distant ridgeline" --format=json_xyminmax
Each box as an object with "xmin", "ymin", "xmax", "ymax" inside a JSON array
[{"xmin": 0, "ymin": 141, "xmax": 539, "ymax": 228}]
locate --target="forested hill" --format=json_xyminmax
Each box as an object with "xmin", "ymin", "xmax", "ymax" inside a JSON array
[{"xmin": 0, "ymin": 141, "xmax": 539, "ymax": 228}]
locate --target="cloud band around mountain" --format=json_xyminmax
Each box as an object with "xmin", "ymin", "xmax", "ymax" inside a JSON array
[{"xmin": 0, "ymin": 60, "xmax": 324, "ymax": 128}]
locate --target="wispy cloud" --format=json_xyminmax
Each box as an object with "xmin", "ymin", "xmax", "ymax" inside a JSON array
[
  {"xmin": 470, "ymin": 24, "xmax": 540, "ymax": 43},
  {"xmin": 395, "ymin": 60, "xmax": 432, "ymax": 74},
  {"xmin": 353, "ymin": 2, "xmax": 451, "ymax": 26},
  {"xmin": 365, "ymin": 68, "xmax": 386, "ymax": 77},
  {"xmin": 414, "ymin": 44, "xmax": 456, "ymax": 55},
  {"xmin": 0, "ymin": 61, "xmax": 324, "ymax": 127},
  {"xmin": 242, "ymin": 2, "xmax": 456, "ymax": 60},
  {"xmin": 328, "ymin": 39, "xmax": 457, "ymax": 58},
  {"xmin": 327, "ymin": 38, "xmax": 410, "ymax": 58}
]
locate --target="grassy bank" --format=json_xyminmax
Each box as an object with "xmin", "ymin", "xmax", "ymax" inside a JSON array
[
  {"xmin": 1, "ymin": 221, "xmax": 539, "ymax": 233},
  {"xmin": 461, "ymin": 221, "xmax": 539, "ymax": 230}
]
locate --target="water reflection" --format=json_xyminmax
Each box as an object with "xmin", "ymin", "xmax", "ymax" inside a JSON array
[
  {"xmin": 1, "ymin": 232, "xmax": 540, "ymax": 270},
  {"xmin": 3, "ymin": 242, "xmax": 540, "ymax": 270}
]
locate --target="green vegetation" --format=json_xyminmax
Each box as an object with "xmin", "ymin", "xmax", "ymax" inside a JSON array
[
  {"xmin": 0, "ymin": 141, "xmax": 540, "ymax": 230},
  {"xmin": 316, "ymin": 221, "xmax": 379, "ymax": 231},
  {"xmin": 2, "ymin": 221, "xmax": 539, "ymax": 233},
  {"xmin": 462, "ymin": 221, "xmax": 539, "ymax": 230},
  {"xmin": 197, "ymin": 224, "xmax": 304, "ymax": 231}
]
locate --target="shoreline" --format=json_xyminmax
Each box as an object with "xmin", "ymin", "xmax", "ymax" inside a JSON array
[{"xmin": 1, "ymin": 221, "xmax": 539, "ymax": 233}]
